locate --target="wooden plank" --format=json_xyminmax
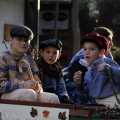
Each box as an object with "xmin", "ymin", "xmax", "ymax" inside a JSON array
[
  {"xmin": 0, "ymin": 99, "xmax": 107, "ymax": 120},
  {"xmin": 0, "ymin": 102, "xmax": 70, "ymax": 120},
  {"xmin": 70, "ymin": 109, "xmax": 90, "ymax": 117},
  {"xmin": 0, "ymin": 99, "xmax": 72, "ymax": 109}
]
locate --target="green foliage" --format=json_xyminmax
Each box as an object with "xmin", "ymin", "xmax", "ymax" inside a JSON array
[{"xmin": 111, "ymin": 46, "xmax": 120, "ymax": 65}]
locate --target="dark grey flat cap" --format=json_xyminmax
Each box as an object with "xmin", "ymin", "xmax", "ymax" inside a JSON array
[
  {"xmin": 39, "ymin": 39, "xmax": 62, "ymax": 52},
  {"xmin": 10, "ymin": 25, "xmax": 33, "ymax": 40}
]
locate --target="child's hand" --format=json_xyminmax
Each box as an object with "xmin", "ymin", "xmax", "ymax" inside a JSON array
[
  {"xmin": 34, "ymin": 81, "xmax": 43, "ymax": 92},
  {"xmin": 98, "ymin": 59, "xmax": 106, "ymax": 72},
  {"xmin": 24, "ymin": 80, "xmax": 43, "ymax": 93},
  {"xmin": 73, "ymin": 71, "xmax": 82, "ymax": 84},
  {"xmin": 24, "ymin": 80, "xmax": 36, "ymax": 89}
]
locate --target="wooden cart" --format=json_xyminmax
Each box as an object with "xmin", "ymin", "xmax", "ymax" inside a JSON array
[{"xmin": 0, "ymin": 99, "xmax": 116, "ymax": 120}]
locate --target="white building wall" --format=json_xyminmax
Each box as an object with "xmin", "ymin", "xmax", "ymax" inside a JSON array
[{"xmin": 0, "ymin": 0, "xmax": 24, "ymax": 53}]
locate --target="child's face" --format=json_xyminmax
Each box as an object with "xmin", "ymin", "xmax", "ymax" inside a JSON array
[
  {"xmin": 40, "ymin": 46, "xmax": 60, "ymax": 64},
  {"xmin": 10, "ymin": 37, "xmax": 30, "ymax": 56},
  {"xmin": 83, "ymin": 42, "xmax": 103, "ymax": 64}
]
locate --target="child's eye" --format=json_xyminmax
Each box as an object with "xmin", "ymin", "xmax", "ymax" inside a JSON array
[
  {"xmin": 18, "ymin": 37, "xmax": 22, "ymax": 41},
  {"xmin": 91, "ymin": 48, "xmax": 94, "ymax": 50},
  {"xmin": 17, "ymin": 37, "xmax": 29, "ymax": 43},
  {"xmin": 46, "ymin": 51, "xmax": 49, "ymax": 53}
]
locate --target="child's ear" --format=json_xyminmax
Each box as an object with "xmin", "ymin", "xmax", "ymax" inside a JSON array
[
  {"xmin": 9, "ymin": 37, "xmax": 12, "ymax": 46},
  {"xmin": 40, "ymin": 49, "xmax": 43, "ymax": 56},
  {"xmin": 9, "ymin": 37, "xmax": 12, "ymax": 41},
  {"xmin": 57, "ymin": 53, "xmax": 62, "ymax": 59},
  {"xmin": 99, "ymin": 49, "xmax": 106, "ymax": 56}
]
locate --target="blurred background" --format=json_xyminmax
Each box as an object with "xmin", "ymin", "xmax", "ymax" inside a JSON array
[{"xmin": 1, "ymin": 0, "xmax": 120, "ymax": 67}]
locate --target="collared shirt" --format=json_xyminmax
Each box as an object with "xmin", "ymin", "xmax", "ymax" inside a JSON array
[
  {"xmin": 68, "ymin": 49, "xmax": 113, "ymax": 69},
  {"xmin": 0, "ymin": 50, "xmax": 40, "ymax": 93},
  {"xmin": 68, "ymin": 49, "xmax": 84, "ymax": 68}
]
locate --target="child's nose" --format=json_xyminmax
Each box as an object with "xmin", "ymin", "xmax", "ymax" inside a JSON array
[
  {"xmin": 86, "ymin": 50, "xmax": 89, "ymax": 54},
  {"xmin": 49, "ymin": 53, "xmax": 53, "ymax": 56}
]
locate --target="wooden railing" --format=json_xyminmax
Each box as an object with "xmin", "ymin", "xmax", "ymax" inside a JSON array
[{"xmin": 0, "ymin": 99, "xmax": 109, "ymax": 120}]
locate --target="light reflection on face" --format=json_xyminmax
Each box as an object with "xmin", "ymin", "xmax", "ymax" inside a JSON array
[{"xmin": 107, "ymin": 35, "xmax": 113, "ymax": 49}]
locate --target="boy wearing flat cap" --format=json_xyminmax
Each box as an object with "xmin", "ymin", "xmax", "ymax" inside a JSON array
[
  {"xmin": 39, "ymin": 39, "xmax": 73, "ymax": 104},
  {"xmin": 74, "ymin": 33, "xmax": 120, "ymax": 108},
  {"xmin": 0, "ymin": 25, "xmax": 60, "ymax": 103}
]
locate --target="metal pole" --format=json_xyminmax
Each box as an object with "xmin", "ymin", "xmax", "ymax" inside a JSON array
[
  {"xmin": 54, "ymin": 2, "xmax": 59, "ymax": 39},
  {"xmin": 37, "ymin": 0, "xmax": 40, "ymax": 60}
]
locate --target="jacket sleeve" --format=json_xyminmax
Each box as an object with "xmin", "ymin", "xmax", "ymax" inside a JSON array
[
  {"xmin": 56, "ymin": 77, "xmax": 68, "ymax": 98},
  {"xmin": 103, "ymin": 59, "xmax": 120, "ymax": 83}
]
